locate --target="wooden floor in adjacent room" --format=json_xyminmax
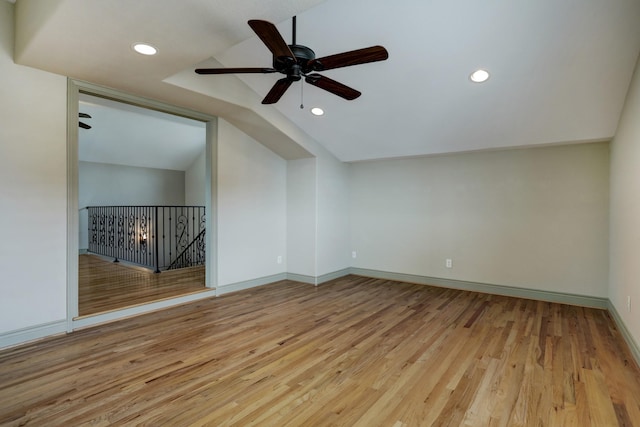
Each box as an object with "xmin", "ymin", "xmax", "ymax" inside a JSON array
[
  {"xmin": 78, "ymin": 254, "xmax": 206, "ymax": 316},
  {"xmin": 2, "ymin": 276, "xmax": 640, "ymax": 426}
]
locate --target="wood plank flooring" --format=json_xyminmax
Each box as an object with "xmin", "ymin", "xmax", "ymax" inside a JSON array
[
  {"xmin": 79, "ymin": 254, "xmax": 205, "ymax": 316},
  {"xmin": 2, "ymin": 275, "xmax": 639, "ymax": 426}
]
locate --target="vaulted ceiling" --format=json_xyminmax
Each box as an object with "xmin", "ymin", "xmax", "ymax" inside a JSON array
[
  {"xmin": 78, "ymin": 93, "xmax": 206, "ymax": 171},
  {"xmin": 13, "ymin": 0, "xmax": 640, "ymax": 162}
]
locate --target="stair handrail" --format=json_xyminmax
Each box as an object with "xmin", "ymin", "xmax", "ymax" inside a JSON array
[{"xmin": 167, "ymin": 228, "xmax": 206, "ymax": 270}]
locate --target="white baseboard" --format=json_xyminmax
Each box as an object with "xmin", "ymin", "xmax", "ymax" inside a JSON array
[
  {"xmin": 318, "ymin": 268, "xmax": 351, "ymax": 284},
  {"xmin": 0, "ymin": 320, "xmax": 67, "ymax": 350},
  {"xmin": 286, "ymin": 273, "xmax": 316, "ymax": 285},
  {"xmin": 216, "ymin": 273, "xmax": 288, "ymax": 296},
  {"xmin": 607, "ymin": 300, "xmax": 640, "ymax": 369},
  {"xmin": 287, "ymin": 269, "xmax": 352, "ymax": 286},
  {"xmin": 349, "ymin": 268, "xmax": 609, "ymax": 309}
]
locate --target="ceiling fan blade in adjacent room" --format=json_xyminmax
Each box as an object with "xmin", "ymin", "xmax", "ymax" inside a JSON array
[
  {"xmin": 79, "ymin": 122, "xmax": 91, "ymax": 129},
  {"xmin": 310, "ymin": 45, "xmax": 388, "ymax": 71},
  {"xmin": 248, "ymin": 20, "xmax": 295, "ymax": 61},
  {"xmin": 195, "ymin": 67, "xmax": 277, "ymax": 75},
  {"xmin": 305, "ymin": 74, "xmax": 361, "ymax": 100},
  {"xmin": 79, "ymin": 113, "xmax": 91, "ymax": 118},
  {"xmin": 262, "ymin": 78, "xmax": 293, "ymax": 104}
]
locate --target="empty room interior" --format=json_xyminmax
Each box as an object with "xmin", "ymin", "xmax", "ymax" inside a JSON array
[{"xmin": 2, "ymin": 0, "xmax": 640, "ymax": 425}]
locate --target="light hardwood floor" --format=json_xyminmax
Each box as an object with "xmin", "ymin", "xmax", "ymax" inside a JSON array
[
  {"xmin": 2, "ymin": 275, "xmax": 639, "ymax": 426},
  {"xmin": 79, "ymin": 254, "xmax": 206, "ymax": 316}
]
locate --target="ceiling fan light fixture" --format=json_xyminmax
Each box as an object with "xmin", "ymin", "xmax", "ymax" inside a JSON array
[
  {"xmin": 470, "ymin": 69, "xmax": 490, "ymax": 83},
  {"xmin": 310, "ymin": 107, "xmax": 324, "ymax": 116},
  {"xmin": 132, "ymin": 43, "xmax": 158, "ymax": 56}
]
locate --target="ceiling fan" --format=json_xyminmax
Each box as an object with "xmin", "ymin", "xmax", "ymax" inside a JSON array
[
  {"xmin": 79, "ymin": 112, "xmax": 92, "ymax": 129},
  {"xmin": 195, "ymin": 17, "xmax": 388, "ymax": 104}
]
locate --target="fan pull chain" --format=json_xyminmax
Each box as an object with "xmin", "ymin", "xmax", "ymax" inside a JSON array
[{"xmin": 300, "ymin": 80, "xmax": 304, "ymax": 109}]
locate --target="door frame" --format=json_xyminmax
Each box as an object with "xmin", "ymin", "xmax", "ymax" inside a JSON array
[{"xmin": 66, "ymin": 79, "xmax": 218, "ymax": 331}]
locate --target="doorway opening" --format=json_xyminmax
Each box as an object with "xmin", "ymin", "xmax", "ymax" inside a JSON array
[
  {"xmin": 67, "ymin": 80, "xmax": 217, "ymax": 325},
  {"xmin": 78, "ymin": 93, "xmax": 207, "ymax": 315}
]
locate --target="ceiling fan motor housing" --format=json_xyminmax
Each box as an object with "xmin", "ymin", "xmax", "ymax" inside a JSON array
[{"xmin": 273, "ymin": 44, "xmax": 319, "ymax": 79}]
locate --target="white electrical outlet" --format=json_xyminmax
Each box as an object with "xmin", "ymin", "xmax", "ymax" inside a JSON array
[
  {"xmin": 628, "ymin": 296, "xmax": 631, "ymax": 312},
  {"xmin": 277, "ymin": 255, "xmax": 283, "ymax": 264},
  {"xmin": 352, "ymin": 251, "xmax": 357, "ymax": 259},
  {"xmin": 446, "ymin": 258, "xmax": 452, "ymax": 268}
]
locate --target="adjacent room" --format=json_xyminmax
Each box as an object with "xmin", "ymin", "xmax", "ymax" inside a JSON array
[
  {"xmin": 77, "ymin": 93, "xmax": 208, "ymax": 315},
  {"xmin": 1, "ymin": 0, "xmax": 640, "ymax": 425}
]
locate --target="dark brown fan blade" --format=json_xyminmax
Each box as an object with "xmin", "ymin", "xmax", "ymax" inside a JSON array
[
  {"xmin": 195, "ymin": 67, "xmax": 277, "ymax": 75},
  {"xmin": 248, "ymin": 20, "xmax": 295, "ymax": 61},
  {"xmin": 79, "ymin": 113, "xmax": 91, "ymax": 118},
  {"xmin": 305, "ymin": 74, "xmax": 361, "ymax": 100},
  {"xmin": 309, "ymin": 45, "xmax": 388, "ymax": 71},
  {"xmin": 79, "ymin": 122, "xmax": 91, "ymax": 129},
  {"xmin": 262, "ymin": 78, "xmax": 293, "ymax": 104}
]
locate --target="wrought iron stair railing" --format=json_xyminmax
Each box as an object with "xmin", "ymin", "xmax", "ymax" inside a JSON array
[
  {"xmin": 167, "ymin": 229, "xmax": 206, "ymax": 270},
  {"xmin": 87, "ymin": 205, "xmax": 205, "ymax": 272}
]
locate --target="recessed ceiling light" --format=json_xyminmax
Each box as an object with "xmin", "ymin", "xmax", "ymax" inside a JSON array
[
  {"xmin": 132, "ymin": 43, "xmax": 158, "ymax": 56},
  {"xmin": 470, "ymin": 69, "xmax": 490, "ymax": 83},
  {"xmin": 310, "ymin": 107, "xmax": 324, "ymax": 116}
]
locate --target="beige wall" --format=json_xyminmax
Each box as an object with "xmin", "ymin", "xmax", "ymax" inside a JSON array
[
  {"xmin": 286, "ymin": 151, "xmax": 352, "ymax": 281},
  {"xmin": 316, "ymin": 151, "xmax": 351, "ymax": 276},
  {"xmin": 216, "ymin": 119, "xmax": 287, "ymax": 287},
  {"xmin": 350, "ymin": 143, "xmax": 610, "ymax": 297},
  {"xmin": 287, "ymin": 158, "xmax": 317, "ymax": 278},
  {"xmin": 0, "ymin": 1, "xmax": 68, "ymax": 333},
  {"xmin": 610, "ymin": 53, "xmax": 640, "ymax": 348},
  {"xmin": 185, "ymin": 149, "xmax": 206, "ymax": 206}
]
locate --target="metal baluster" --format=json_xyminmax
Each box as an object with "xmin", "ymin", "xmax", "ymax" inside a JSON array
[{"xmin": 154, "ymin": 206, "xmax": 160, "ymax": 273}]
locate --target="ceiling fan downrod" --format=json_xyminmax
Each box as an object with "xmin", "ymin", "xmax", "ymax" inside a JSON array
[{"xmin": 292, "ymin": 16, "xmax": 297, "ymax": 45}]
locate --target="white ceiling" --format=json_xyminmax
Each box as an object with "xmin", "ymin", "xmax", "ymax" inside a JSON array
[
  {"xmin": 78, "ymin": 94, "xmax": 206, "ymax": 171},
  {"xmin": 13, "ymin": 0, "xmax": 640, "ymax": 162}
]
